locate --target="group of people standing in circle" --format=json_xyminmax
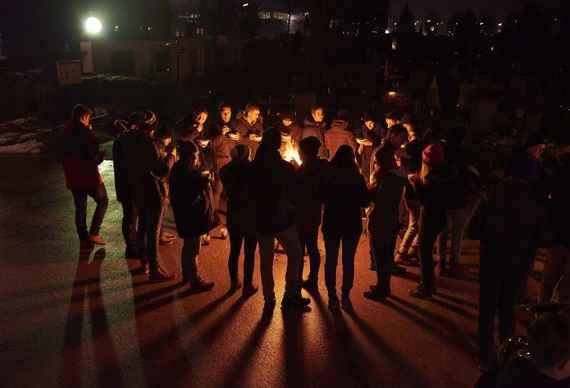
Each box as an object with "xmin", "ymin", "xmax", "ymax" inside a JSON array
[{"xmin": 61, "ymin": 101, "xmax": 483, "ymax": 311}]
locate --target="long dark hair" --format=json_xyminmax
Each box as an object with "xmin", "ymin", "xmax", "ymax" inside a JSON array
[{"xmin": 330, "ymin": 145, "xmax": 358, "ymax": 171}]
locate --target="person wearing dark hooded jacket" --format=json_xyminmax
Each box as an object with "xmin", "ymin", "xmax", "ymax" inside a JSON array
[
  {"xmin": 250, "ymin": 129, "xmax": 310, "ymax": 310},
  {"xmin": 220, "ymin": 144, "xmax": 258, "ymax": 297},
  {"xmin": 170, "ymin": 141, "xmax": 216, "ymax": 292},
  {"xmin": 295, "ymin": 136, "xmax": 329, "ymax": 291},
  {"xmin": 302, "ymin": 106, "xmax": 328, "ymax": 159},
  {"xmin": 322, "ymin": 145, "xmax": 370, "ymax": 311}
]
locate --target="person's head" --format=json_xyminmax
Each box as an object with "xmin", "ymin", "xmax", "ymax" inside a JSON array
[
  {"xmin": 259, "ymin": 128, "xmax": 282, "ymax": 153},
  {"xmin": 178, "ymin": 141, "xmax": 200, "ymax": 169},
  {"xmin": 385, "ymin": 112, "xmax": 401, "ymax": 129},
  {"xmin": 245, "ymin": 104, "xmax": 261, "ymax": 125},
  {"xmin": 299, "ymin": 136, "xmax": 321, "ymax": 163},
  {"xmin": 280, "ymin": 111, "xmax": 294, "ymax": 128},
  {"xmin": 140, "ymin": 110, "xmax": 158, "ymax": 134},
  {"xmin": 72, "ymin": 104, "xmax": 93, "ymax": 127},
  {"xmin": 402, "ymin": 114, "xmax": 420, "ymax": 139},
  {"xmin": 386, "ymin": 124, "xmax": 408, "ymax": 148},
  {"xmin": 525, "ymin": 132, "xmax": 547, "ymax": 161},
  {"xmin": 421, "ymin": 143, "xmax": 445, "ymax": 180},
  {"xmin": 528, "ymin": 310, "xmax": 570, "ymax": 381},
  {"xmin": 330, "ymin": 145, "xmax": 358, "ymax": 170},
  {"xmin": 311, "ymin": 106, "xmax": 325, "ymax": 123},
  {"xmin": 446, "ymin": 126, "xmax": 467, "ymax": 146},
  {"xmin": 363, "ymin": 112, "xmax": 377, "ymax": 131},
  {"xmin": 194, "ymin": 108, "xmax": 209, "ymax": 126},
  {"xmin": 230, "ymin": 143, "xmax": 251, "ymax": 162},
  {"xmin": 154, "ymin": 127, "xmax": 173, "ymax": 147},
  {"xmin": 335, "ymin": 109, "xmax": 350, "ymax": 123},
  {"xmin": 219, "ymin": 104, "xmax": 232, "ymax": 124}
]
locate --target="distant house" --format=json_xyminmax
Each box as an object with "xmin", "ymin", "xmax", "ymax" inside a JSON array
[{"xmin": 80, "ymin": 37, "xmax": 243, "ymax": 81}]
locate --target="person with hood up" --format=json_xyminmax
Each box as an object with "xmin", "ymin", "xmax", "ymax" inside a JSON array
[
  {"xmin": 249, "ymin": 128, "xmax": 311, "ymax": 310},
  {"xmin": 324, "ymin": 109, "xmax": 358, "ymax": 161},
  {"xmin": 355, "ymin": 112, "xmax": 386, "ymax": 184},
  {"xmin": 169, "ymin": 141, "xmax": 216, "ymax": 293},
  {"xmin": 62, "ymin": 104, "xmax": 108, "ymax": 247},
  {"xmin": 219, "ymin": 144, "xmax": 258, "ymax": 297},
  {"xmin": 322, "ymin": 145, "xmax": 370, "ymax": 311}
]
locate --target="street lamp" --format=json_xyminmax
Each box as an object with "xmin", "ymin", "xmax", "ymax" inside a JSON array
[{"xmin": 84, "ymin": 17, "xmax": 103, "ymax": 35}]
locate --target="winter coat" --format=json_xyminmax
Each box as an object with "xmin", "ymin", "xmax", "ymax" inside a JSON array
[
  {"xmin": 322, "ymin": 167, "xmax": 370, "ymax": 236},
  {"xmin": 478, "ymin": 179, "xmax": 550, "ymax": 269},
  {"xmin": 302, "ymin": 119, "xmax": 328, "ymax": 159},
  {"xmin": 179, "ymin": 124, "xmax": 215, "ymax": 171},
  {"xmin": 169, "ymin": 162, "xmax": 217, "ymax": 238},
  {"xmin": 324, "ymin": 119, "xmax": 358, "ymax": 160},
  {"xmin": 414, "ymin": 167, "xmax": 452, "ymax": 227},
  {"xmin": 61, "ymin": 121, "xmax": 105, "ymax": 191},
  {"xmin": 355, "ymin": 123, "xmax": 385, "ymax": 182},
  {"xmin": 294, "ymin": 158, "xmax": 329, "ymax": 233},
  {"xmin": 445, "ymin": 142, "xmax": 481, "ymax": 210},
  {"xmin": 234, "ymin": 118, "xmax": 264, "ymax": 159},
  {"xmin": 250, "ymin": 150, "xmax": 297, "ymax": 235},
  {"xmin": 369, "ymin": 172, "xmax": 407, "ymax": 234},
  {"xmin": 219, "ymin": 159, "xmax": 256, "ymax": 235},
  {"xmin": 122, "ymin": 130, "xmax": 175, "ymax": 208},
  {"xmin": 210, "ymin": 122, "xmax": 237, "ymax": 176}
]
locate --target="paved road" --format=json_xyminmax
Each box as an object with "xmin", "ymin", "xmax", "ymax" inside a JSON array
[{"xmin": 0, "ymin": 153, "xmax": 541, "ymax": 388}]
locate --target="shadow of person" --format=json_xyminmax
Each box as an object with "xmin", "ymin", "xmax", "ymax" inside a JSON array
[
  {"xmin": 59, "ymin": 247, "xmax": 123, "ymax": 388},
  {"xmin": 217, "ymin": 306, "xmax": 274, "ymax": 388},
  {"xmin": 280, "ymin": 307, "xmax": 306, "ymax": 388}
]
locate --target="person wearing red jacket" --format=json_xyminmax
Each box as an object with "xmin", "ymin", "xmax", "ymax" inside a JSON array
[{"xmin": 61, "ymin": 104, "xmax": 108, "ymax": 246}]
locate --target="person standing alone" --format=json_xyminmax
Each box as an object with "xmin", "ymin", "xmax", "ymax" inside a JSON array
[{"xmin": 62, "ymin": 104, "xmax": 108, "ymax": 247}]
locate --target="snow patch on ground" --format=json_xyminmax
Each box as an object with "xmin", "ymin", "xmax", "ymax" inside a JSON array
[
  {"xmin": 0, "ymin": 139, "xmax": 44, "ymax": 155},
  {"xmin": 0, "ymin": 117, "xmax": 52, "ymax": 154}
]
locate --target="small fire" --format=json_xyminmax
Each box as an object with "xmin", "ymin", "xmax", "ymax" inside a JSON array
[{"xmin": 282, "ymin": 142, "xmax": 302, "ymax": 165}]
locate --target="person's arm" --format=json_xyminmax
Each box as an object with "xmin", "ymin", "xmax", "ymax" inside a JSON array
[
  {"xmin": 86, "ymin": 129, "xmax": 105, "ymax": 165},
  {"xmin": 148, "ymin": 139, "xmax": 175, "ymax": 178}
]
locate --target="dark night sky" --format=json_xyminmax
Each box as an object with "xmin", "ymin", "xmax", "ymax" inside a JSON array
[{"xmin": 390, "ymin": 0, "xmax": 525, "ymax": 17}]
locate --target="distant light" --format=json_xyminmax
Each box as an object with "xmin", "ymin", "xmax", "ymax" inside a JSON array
[
  {"xmin": 84, "ymin": 17, "xmax": 103, "ymax": 35},
  {"xmin": 384, "ymin": 29, "xmax": 390, "ymax": 35},
  {"xmin": 387, "ymin": 91, "xmax": 397, "ymax": 97},
  {"xmin": 242, "ymin": 2, "xmax": 249, "ymax": 7},
  {"xmin": 114, "ymin": 25, "xmax": 120, "ymax": 32},
  {"xmin": 498, "ymin": 22, "xmax": 503, "ymax": 27}
]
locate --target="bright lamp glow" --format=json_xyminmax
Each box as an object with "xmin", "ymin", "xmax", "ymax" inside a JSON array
[{"xmin": 84, "ymin": 17, "xmax": 103, "ymax": 35}]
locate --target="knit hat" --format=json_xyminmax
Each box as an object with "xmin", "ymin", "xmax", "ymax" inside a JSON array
[
  {"xmin": 230, "ymin": 143, "xmax": 251, "ymax": 161},
  {"xmin": 524, "ymin": 132, "xmax": 546, "ymax": 150},
  {"xmin": 422, "ymin": 143, "xmax": 445, "ymax": 166}
]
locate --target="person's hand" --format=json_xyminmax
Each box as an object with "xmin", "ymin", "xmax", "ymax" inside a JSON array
[
  {"xmin": 222, "ymin": 126, "xmax": 231, "ymax": 136},
  {"xmin": 198, "ymin": 139, "xmax": 210, "ymax": 148},
  {"xmin": 356, "ymin": 137, "xmax": 373, "ymax": 146},
  {"xmin": 229, "ymin": 132, "xmax": 240, "ymax": 141},
  {"xmin": 249, "ymin": 134, "xmax": 262, "ymax": 142}
]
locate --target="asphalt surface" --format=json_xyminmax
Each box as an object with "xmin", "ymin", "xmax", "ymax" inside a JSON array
[{"xmin": 0, "ymin": 152, "xmax": 543, "ymax": 388}]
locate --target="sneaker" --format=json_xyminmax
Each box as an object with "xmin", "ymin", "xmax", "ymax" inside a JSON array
[
  {"xmin": 242, "ymin": 284, "xmax": 258, "ymax": 298},
  {"xmin": 328, "ymin": 295, "xmax": 340, "ymax": 311},
  {"xmin": 219, "ymin": 228, "xmax": 228, "ymax": 240},
  {"xmin": 149, "ymin": 267, "xmax": 174, "ymax": 282},
  {"xmin": 188, "ymin": 278, "xmax": 215, "ymax": 293},
  {"xmin": 341, "ymin": 296, "xmax": 353, "ymax": 311},
  {"xmin": 282, "ymin": 295, "xmax": 311, "ymax": 309},
  {"xmin": 364, "ymin": 289, "xmax": 389, "ymax": 301},
  {"xmin": 230, "ymin": 280, "xmax": 242, "ymax": 293},
  {"xmin": 89, "ymin": 235, "xmax": 106, "ymax": 246}
]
